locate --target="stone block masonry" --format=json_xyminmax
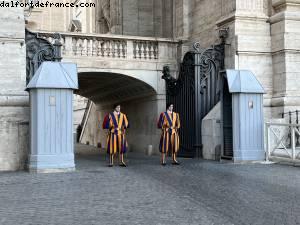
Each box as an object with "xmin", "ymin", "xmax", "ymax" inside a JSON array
[{"xmin": 0, "ymin": 7, "xmax": 29, "ymax": 171}]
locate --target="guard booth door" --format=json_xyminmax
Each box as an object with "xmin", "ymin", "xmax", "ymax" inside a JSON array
[{"xmin": 221, "ymin": 77, "xmax": 233, "ymax": 159}]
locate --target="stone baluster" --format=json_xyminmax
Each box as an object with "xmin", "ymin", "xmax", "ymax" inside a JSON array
[
  {"xmin": 95, "ymin": 39, "xmax": 101, "ymax": 57},
  {"xmin": 137, "ymin": 41, "xmax": 142, "ymax": 59},
  {"xmin": 71, "ymin": 37, "xmax": 77, "ymax": 56},
  {"xmin": 76, "ymin": 38, "xmax": 82, "ymax": 56},
  {"xmin": 92, "ymin": 38, "xmax": 97, "ymax": 56},
  {"xmin": 140, "ymin": 42, "xmax": 144, "ymax": 59},
  {"xmin": 111, "ymin": 40, "xmax": 116, "ymax": 58},
  {"xmin": 148, "ymin": 43, "xmax": 153, "ymax": 60},
  {"xmin": 64, "ymin": 36, "xmax": 73, "ymax": 57},
  {"xmin": 116, "ymin": 41, "xmax": 121, "ymax": 58},
  {"xmin": 122, "ymin": 40, "xmax": 127, "ymax": 58},
  {"xmin": 86, "ymin": 38, "xmax": 92, "ymax": 56},
  {"xmin": 131, "ymin": 40, "xmax": 136, "ymax": 59},
  {"xmin": 102, "ymin": 40, "xmax": 106, "ymax": 57},
  {"xmin": 99, "ymin": 39, "xmax": 105, "ymax": 57},
  {"xmin": 82, "ymin": 38, "xmax": 88, "ymax": 56},
  {"xmin": 85, "ymin": 38, "xmax": 89, "ymax": 56},
  {"xmin": 143, "ymin": 42, "xmax": 148, "ymax": 59},
  {"xmin": 120, "ymin": 41, "xmax": 125, "ymax": 58},
  {"xmin": 105, "ymin": 40, "xmax": 110, "ymax": 57},
  {"xmin": 60, "ymin": 36, "xmax": 66, "ymax": 56},
  {"xmin": 153, "ymin": 43, "xmax": 159, "ymax": 59},
  {"xmin": 117, "ymin": 40, "xmax": 121, "ymax": 57}
]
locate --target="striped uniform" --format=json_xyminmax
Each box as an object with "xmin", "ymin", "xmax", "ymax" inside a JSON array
[
  {"xmin": 157, "ymin": 112, "xmax": 180, "ymax": 153},
  {"xmin": 102, "ymin": 112, "xmax": 129, "ymax": 155}
]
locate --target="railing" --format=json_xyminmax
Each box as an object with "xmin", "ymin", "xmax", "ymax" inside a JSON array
[
  {"xmin": 281, "ymin": 110, "xmax": 300, "ymax": 124},
  {"xmin": 265, "ymin": 122, "xmax": 300, "ymax": 164},
  {"xmin": 35, "ymin": 31, "xmax": 179, "ymax": 61}
]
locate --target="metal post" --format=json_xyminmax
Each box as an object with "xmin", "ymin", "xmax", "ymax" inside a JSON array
[
  {"xmin": 195, "ymin": 51, "xmax": 202, "ymax": 158},
  {"xmin": 266, "ymin": 124, "xmax": 270, "ymax": 162},
  {"xmin": 288, "ymin": 111, "xmax": 292, "ymax": 148},
  {"xmin": 292, "ymin": 126, "xmax": 296, "ymax": 161},
  {"xmin": 296, "ymin": 110, "xmax": 300, "ymax": 146}
]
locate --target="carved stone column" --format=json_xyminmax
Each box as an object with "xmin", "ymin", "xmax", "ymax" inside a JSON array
[
  {"xmin": 270, "ymin": 0, "xmax": 300, "ymax": 116},
  {"xmin": 0, "ymin": 6, "xmax": 29, "ymax": 171},
  {"xmin": 110, "ymin": 0, "xmax": 122, "ymax": 34},
  {"xmin": 217, "ymin": 0, "xmax": 273, "ymax": 118}
]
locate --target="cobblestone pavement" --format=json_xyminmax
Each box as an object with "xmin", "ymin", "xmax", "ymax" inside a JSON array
[{"xmin": 0, "ymin": 144, "xmax": 300, "ymax": 225}]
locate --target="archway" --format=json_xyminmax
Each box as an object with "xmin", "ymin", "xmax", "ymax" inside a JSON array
[{"xmin": 74, "ymin": 71, "xmax": 165, "ymax": 160}]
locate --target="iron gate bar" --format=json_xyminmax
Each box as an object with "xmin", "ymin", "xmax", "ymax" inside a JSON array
[{"xmin": 162, "ymin": 28, "xmax": 228, "ymax": 158}]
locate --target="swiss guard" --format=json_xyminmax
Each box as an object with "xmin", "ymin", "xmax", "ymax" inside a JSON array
[
  {"xmin": 157, "ymin": 103, "xmax": 181, "ymax": 166},
  {"xmin": 102, "ymin": 104, "xmax": 129, "ymax": 167}
]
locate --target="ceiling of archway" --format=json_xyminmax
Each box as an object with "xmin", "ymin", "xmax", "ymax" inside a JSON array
[{"xmin": 75, "ymin": 72, "xmax": 156, "ymax": 104}]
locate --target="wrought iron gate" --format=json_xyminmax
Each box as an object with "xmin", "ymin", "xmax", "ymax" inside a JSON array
[
  {"xmin": 162, "ymin": 29, "xmax": 228, "ymax": 158},
  {"xmin": 25, "ymin": 29, "xmax": 62, "ymax": 84}
]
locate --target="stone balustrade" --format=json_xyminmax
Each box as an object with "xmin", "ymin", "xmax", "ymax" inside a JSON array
[{"xmin": 36, "ymin": 31, "xmax": 179, "ymax": 61}]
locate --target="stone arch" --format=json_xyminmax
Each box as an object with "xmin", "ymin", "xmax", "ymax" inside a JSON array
[
  {"xmin": 75, "ymin": 71, "xmax": 158, "ymax": 104},
  {"xmin": 77, "ymin": 68, "xmax": 163, "ymax": 96},
  {"xmin": 75, "ymin": 70, "xmax": 165, "ymax": 154}
]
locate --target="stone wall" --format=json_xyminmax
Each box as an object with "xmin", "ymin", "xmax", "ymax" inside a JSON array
[
  {"xmin": 0, "ymin": 7, "xmax": 29, "ymax": 171},
  {"xmin": 189, "ymin": 0, "xmax": 235, "ymax": 46},
  {"xmin": 27, "ymin": 0, "xmax": 174, "ymax": 38},
  {"xmin": 178, "ymin": 0, "xmax": 275, "ymax": 119},
  {"xmin": 26, "ymin": 0, "xmax": 96, "ymax": 33},
  {"xmin": 73, "ymin": 94, "xmax": 88, "ymax": 129},
  {"xmin": 121, "ymin": 0, "xmax": 173, "ymax": 37},
  {"xmin": 80, "ymin": 102, "xmax": 106, "ymax": 147},
  {"xmin": 202, "ymin": 103, "xmax": 221, "ymax": 161},
  {"xmin": 5, "ymin": 0, "xmax": 299, "ymax": 167},
  {"xmin": 80, "ymin": 94, "xmax": 165, "ymax": 155},
  {"xmin": 270, "ymin": 0, "xmax": 300, "ymax": 118},
  {"xmin": 123, "ymin": 95, "xmax": 164, "ymax": 154}
]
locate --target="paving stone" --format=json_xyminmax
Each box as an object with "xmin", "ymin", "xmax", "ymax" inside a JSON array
[{"xmin": 0, "ymin": 144, "xmax": 299, "ymax": 225}]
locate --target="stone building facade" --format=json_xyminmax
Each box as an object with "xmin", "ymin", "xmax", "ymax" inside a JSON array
[
  {"xmin": 26, "ymin": 0, "xmax": 300, "ymax": 117},
  {"xmin": 0, "ymin": 6, "xmax": 29, "ymax": 170},
  {"xmin": 0, "ymin": 0, "xmax": 299, "ymax": 170}
]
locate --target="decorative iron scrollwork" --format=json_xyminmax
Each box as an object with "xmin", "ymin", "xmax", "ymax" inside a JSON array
[
  {"xmin": 193, "ymin": 42, "xmax": 201, "ymax": 52},
  {"xmin": 25, "ymin": 29, "xmax": 62, "ymax": 84},
  {"xmin": 163, "ymin": 28, "xmax": 228, "ymax": 97},
  {"xmin": 162, "ymin": 28, "xmax": 228, "ymax": 157}
]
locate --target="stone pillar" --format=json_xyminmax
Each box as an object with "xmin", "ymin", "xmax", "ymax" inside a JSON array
[
  {"xmin": 270, "ymin": 0, "xmax": 300, "ymax": 117},
  {"xmin": 0, "ymin": 6, "xmax": 29, "ymax": 171},
  {"xmin": 174, "ymin": 0, "xmax": 190, "ymax": 40},
  {"xmin": 217, "ymin": 0, "xmax": 273, "ymax": 118},
  {"xmin": 110, "ymin": 0, "xmax": 122, "ymax": 34}
]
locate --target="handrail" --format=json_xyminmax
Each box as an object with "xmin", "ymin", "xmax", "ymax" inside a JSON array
[
  {"xmin": 33, "ymin": 30, "xmax": 181, "ymax": 43},
  {"xmin": 33, "ymin": 30, "xmax": 180, "ymax": 61},
  {"xmin": 265, "ymin": 122, "xmax": 300, "ymax": 127}
]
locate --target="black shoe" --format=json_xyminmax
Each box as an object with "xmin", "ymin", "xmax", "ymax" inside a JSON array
[
  {"xmin": 161, "ymin": 162, "xmax": 166, "ymax": 166},
  {"xmin": 172, "ymin": 161, "xmax": 180, "ymax": 165},
  {"xmin": 119, "ymin": 162, "xmax": 127, "ymax": 167},
  {"xmin": 108, "ymin": 164, "xmax": 113, "ymax": 167}
]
